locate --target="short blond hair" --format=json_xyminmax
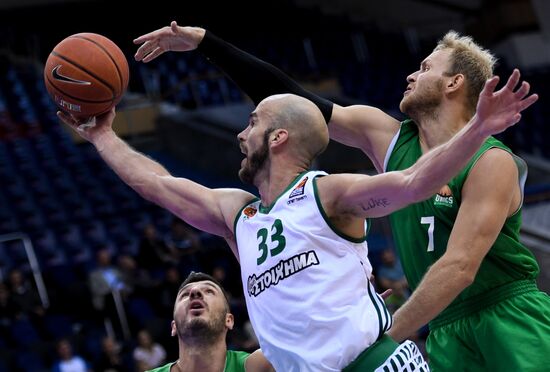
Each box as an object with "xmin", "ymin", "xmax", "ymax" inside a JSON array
[{"xmin": 434, "ymin": 31, "xmax": 497, "ymax": 115}]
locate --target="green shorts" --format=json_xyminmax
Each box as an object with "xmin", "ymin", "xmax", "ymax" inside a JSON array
[{"xmin": 427, "ymin": 289, "xmax": 550, "ymax": 371}]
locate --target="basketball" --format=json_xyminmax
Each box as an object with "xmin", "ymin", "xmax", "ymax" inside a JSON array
[{"xmin": 44, "ymin": 33, "xmax": 129, "ymax": 118}]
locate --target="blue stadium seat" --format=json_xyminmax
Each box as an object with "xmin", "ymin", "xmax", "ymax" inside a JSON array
[
  {"xmin": 43, "ymin": 314, "xmax": 74, "ymax": 340},
  {"xmin": 14, "ymin": 350, "xmax": 46, "ymax": 371},
  {"xmin": 82, "ymin": 220, "xmax": 109, "ymax": 247},
  {"xmin": 127, "ymin": 297, "xmax": 156, "ymax": 328},
  {"xmin": 10, "ymin": 318, "xmax": 39, "ymax": 349}
]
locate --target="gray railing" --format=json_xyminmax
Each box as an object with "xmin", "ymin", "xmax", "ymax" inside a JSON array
[{"xmin": 0, "ymin": 232, "xmax": 49, "ymax": 308}]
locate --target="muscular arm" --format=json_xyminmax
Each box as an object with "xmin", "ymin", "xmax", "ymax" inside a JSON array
[
  {"xmin": 59, "ymin": 111, "xmax": 255, "ymax": 240},
  {"xmin": 319, "ymin": 112, "xmax": 492, "ymax": 218},
  {"xmin": 197, "ymin": 30, "xmax": 334, "ymax": 120},
  {"xmin": 134, "ymin": 23, "xmax": 398, "ymax": 165},
  {"xmin": 199, "ymin": 31, "xmax": 399, "ymax": 168},
  {"xmin": 388, "ymin": 149, "xmax": 520, "ymax": 341}
]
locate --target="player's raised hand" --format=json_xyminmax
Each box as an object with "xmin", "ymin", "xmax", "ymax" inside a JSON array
[
  {"xmin": 57, "ymin": 108, "xmax": 116, "ymax": 143},
  {"xmin": 133, "ymin": 21, "xmax": 205, "ymax": 63},
  {"xmin": 474, "ymin": 69, "xmax": 538, "ymax": 136}
]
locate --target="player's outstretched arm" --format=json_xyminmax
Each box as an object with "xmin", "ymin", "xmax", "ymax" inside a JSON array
[
  {"xmin": 134, "ymin": 22, "xmax": 333, "ymax": 121},
  {"xmin": 134, "ymin": 22, "xmax": 399, "ymax": 166},
  {"xmin": 58, "ymin": 109, "xmax": 255, "ymax": 239},
  {"xmin": 320, "ymin": 69, "xmax": 537, "ymax": 219}
]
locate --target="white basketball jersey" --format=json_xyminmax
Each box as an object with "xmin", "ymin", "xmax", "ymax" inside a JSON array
[{"xmin": 234, "ymin": 171, "xmax": 392, "ymax": 371}]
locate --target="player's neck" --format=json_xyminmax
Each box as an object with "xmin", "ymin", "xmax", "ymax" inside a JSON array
[
  {"xmin": 177, "ymin": 338, "xmax": 227, "ymax": 372},
  {"xmin": 416, "ymin": 104, "xmax": 470, "ymax": 153},
  {"xmin": 256, "ymin": 161, "xmax": 307, "ymax": 207}
]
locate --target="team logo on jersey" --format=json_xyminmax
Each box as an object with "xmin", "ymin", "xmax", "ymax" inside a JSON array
[
  {"xmin": 243, "ymin": 206, "xmax": 257, "ymax": 219},
  {"xmin": 289, "ymin": 177, "xmax": 308, "ymax": 199},
  {"xmin": 247, "ymin": 250, "xmax": 320, "ymax": 297},
  {"xmin": 434, "ymin": 185, "xmax": 454, "ymax": 208}
]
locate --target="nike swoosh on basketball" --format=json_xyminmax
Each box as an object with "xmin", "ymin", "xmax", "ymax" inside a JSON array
[{"xmin": 51, "ymin": 65, "xmax": 92, "ymax": 85}]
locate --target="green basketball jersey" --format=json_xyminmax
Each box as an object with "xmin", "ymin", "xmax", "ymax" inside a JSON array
[
  {"xmin": 147, "ymin": 350, "xmax": 249, "ymax": 372},
  {"xmin": 385, "ymin": 120, "xmax": 540, "ymax": 323}
]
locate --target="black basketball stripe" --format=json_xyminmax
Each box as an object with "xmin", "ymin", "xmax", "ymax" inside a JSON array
[
  {"xmin": 382, "ymin": 295, "xmax": 392, "ymax": 331},
  {"xmin": 46, "ymin": 75, "xmax": 114, "ymax": 104},
  {"xmin": 72, "ymin": 35, "xmax": 125, "ymax": 94},
  {"xmin": 366, "ymin": 281, "xmax": 385, "ymax": 340},
  {"xmin": 50, "ymin": 51, "xmax": 116, "ymax": 99}
]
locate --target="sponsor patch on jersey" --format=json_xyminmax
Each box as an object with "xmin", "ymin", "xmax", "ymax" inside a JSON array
[
  {"xmin": 434, "ymin": 185, "xmax": 454, "ymax": 208},
  {"xmin": 287, "ymin": 195, "xmax": 307, "ymax": 205},
  {"xmin": 247, "ymin": 250, "xmax": 320, "ymax": 297},
  {"xmin": 243, "ymin": 206, "xmax": 257, "ymax": 219},
  {"xmin": 289, "ymin": 177, "xmax": 308, "ymax": 199}
]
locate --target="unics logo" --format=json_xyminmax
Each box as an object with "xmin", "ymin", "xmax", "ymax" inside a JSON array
[{"xmin": 434, "ymin": 185, "xmax": 454, "ymax": 208}]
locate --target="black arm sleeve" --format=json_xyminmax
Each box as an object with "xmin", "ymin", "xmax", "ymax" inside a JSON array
[{"xmin": 198, "ymin": 30, "xmax": 334, "ymax": 124}]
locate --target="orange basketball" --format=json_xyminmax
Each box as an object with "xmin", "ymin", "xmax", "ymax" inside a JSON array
[{"xmin": 44, "ymin": 33, "xmax": 129, "ymax": 118}]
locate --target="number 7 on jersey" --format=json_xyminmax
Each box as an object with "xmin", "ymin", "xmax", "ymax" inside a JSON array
[{"xmin": 421, "ymin": 216, "xmax": 435, "ymax": 252}]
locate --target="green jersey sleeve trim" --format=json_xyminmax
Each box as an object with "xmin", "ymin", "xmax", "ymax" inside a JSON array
[
  {"xmin": 258, "ymin": 171, "xmax": 308, "ymax": 214},
  {"xmin": 150, "ymin": 351, "xmax": 250, "ymax": 372},
  {"xmin": 312, "ymin": 175, "xmax": 367, "ymax": 243},
  {"xmin": 463, "ymin": 142, "xmax": 527, "ymax": 217},
  {"xmin": 383, "ymin": 120, "xmax": 409, "ymax": 172},
  {"xmin": 509, "ymin": 153, "xmax": 527, "ymax": 216},
  {"xmin": 145, "ymin": 362, "xmax": 175, "ymax": 372},
  {"xmin": 233, "ymin": 197, "xmax": 260, "ymax": 236}
]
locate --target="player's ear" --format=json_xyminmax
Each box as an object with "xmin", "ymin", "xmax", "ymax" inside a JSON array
[
  {"xmin": 446, "ymin": 74, "xmax": 465, "ymax": 93},
  {"xmin": 171, "ymin": 320, "xmax": 177, "ymax": 336},
  {"xmin": 226, "ymin": 313, "xmax": 235, "ymax": 330},
  {"xmin": 270, "ymin": 128, "xmax": 288, "ymax": 149}
]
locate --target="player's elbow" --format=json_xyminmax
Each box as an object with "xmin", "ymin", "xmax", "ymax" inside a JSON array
[
  {"xmin": 403, "ymin": 171, "xmax": 429, "ymax": 204},
  {"xmin": 446, "ymin": 256, "xmax": 477, "ymax": 288},
  {"xmin": 457, "ymin": 265, "xmax": 476, "ymax": 288}
]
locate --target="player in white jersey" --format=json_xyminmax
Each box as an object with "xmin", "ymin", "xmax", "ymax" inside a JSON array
[
  {"xmin": 59, "ymin": 80, "xmax": 535, "ymax": 370},
  {"xmin": 234, "ymin": 170, "xmax": 393, "ymax": 370}
]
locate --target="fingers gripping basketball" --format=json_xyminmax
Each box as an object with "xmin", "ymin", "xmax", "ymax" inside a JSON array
[{"xmin": 44, "ymin": 33, "xmax": 129, "ymax": 118}]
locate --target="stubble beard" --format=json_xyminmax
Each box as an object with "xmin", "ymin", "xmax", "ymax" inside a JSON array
[
  {"xmin": 399, "ymin": 78, "xmax": 444, "ymax": 122},
  {"xmin": 238, "ymin": 132, "xmax": 270, "ymax": 185},
  {"xmin": 177, "ymin": 310, "xmax": 227, "ymax": 346}
]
